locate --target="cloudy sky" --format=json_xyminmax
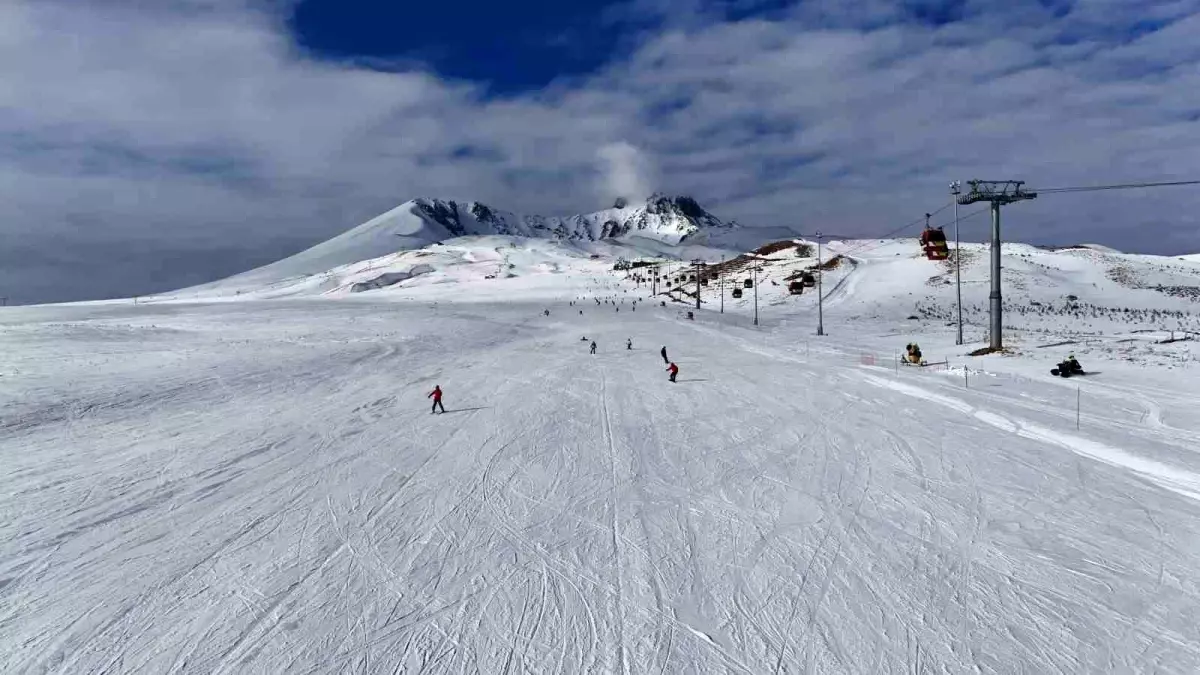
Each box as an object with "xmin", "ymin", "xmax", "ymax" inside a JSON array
[{"xmin": 4, "ymin": 0, "xmax": 1199, "ymax": 303}]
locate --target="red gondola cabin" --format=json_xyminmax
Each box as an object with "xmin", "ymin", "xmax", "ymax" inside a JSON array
[{"xmin": 920, "ymin": 227, "xmax": 949, "ymax": 261}]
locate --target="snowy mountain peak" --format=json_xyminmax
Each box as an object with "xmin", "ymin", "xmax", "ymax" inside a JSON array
[
  {"xmin": 401, "ymin": 193, "xmax": 730, "ymax": 246},
  {"xmin": 211, "ymin": 193, "xmax": 759, "ymax": 286},
  {"xmin": 643, "ymin": 193, "xmax": 711, "ymax": 221},
  {"xmin": 410, "ymin": 198, "xmax": 468, "ymax": 237}
]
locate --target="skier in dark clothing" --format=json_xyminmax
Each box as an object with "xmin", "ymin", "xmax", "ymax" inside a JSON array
[
  {"xmin": 660, "ymin": 346, "xmax": 668, "ymax": 364},
  {"xmin": 666, "ymin": 362, "xmax": 679, "ymax": 382},
  {"xmin": 626, "ymin": 338, "xmax": 632, "ymax": 350},
  {"xmin": 590, "ymin": 341, "xmax": 597, "ymax": 354},
  {"xmin": 428, "ymin": 385, "xmax": 445, "ymax": 414}
]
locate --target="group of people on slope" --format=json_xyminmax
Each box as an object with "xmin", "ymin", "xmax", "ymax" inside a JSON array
[
  {"xmin": 427, "ymin": 342, "xmax": 681, "ymax": 414},
  {"xmin": 585, "ymin": 338, "xmax": 678, "ymax": 381},
  {"xmin": 429, "ymin": 292, "xmax": 686, "ymax": 414}
]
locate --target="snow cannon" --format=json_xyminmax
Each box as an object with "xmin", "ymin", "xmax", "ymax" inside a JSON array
[
  {"xmin": 903, "ymin": 343, "xmax": 924, "ymax": 365},
  {"xmin": 920, "ymin": 227, "xmax": 949, "ymax": 261}
]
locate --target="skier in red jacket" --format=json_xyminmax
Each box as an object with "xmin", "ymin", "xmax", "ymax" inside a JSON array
[
  {"xmin": 666, "ymin": 362, "xmax": 679, "ymax": 383},
  {"xmin": 428, "ymin": 385, "xmax": 445, "ymax": 414}
]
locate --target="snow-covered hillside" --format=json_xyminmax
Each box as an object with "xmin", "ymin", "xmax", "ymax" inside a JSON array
[
  {"xmin": 206, "ymin": 194, "xmax": 772, "ymax": 291},
  {"xmin": 5, "ymin": 226, "xmax": 1200, "ymax": 672}
]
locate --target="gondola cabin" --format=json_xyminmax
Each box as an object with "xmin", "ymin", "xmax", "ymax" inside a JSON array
[
  {"xmin": 801, "ymin": 272, "xmax": 816, "ymax": 287},
  {"xmin": 788, "ymin": 281, "xmax": 804, "ymax": 295},
  {"xmin": 743, "ymin": 279, "xmax": 753, "ymax": 289},
  {"xmin": 731, "ymin": 287, "xmax": 743, "ymax": 298},
  {"xmin": 920, "ymin": 227, "xmax": 950, "ymax": 261}
]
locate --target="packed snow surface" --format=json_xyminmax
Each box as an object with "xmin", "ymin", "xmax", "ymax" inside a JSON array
[{"xmin": 5, "ymin": 231, "xmax": 1200, "ymax": 673}]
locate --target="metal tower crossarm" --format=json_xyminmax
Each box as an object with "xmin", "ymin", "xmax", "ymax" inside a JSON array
[{"xmin": 957, "ymin": 180, "xmax": 1038, "ymax": 205}]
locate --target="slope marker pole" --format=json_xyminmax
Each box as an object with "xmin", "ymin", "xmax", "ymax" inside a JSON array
[{"xmin": 816, "ymin": 231, "xmax": 825, "ymax": 336}]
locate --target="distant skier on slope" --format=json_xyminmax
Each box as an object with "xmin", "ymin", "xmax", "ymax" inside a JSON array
[
  {"xmin": 428, "ymin": 385, "xmax": 445, "ymax": 414},
  {"xmin": 666, "ymin": 362, "xmax": 679, "ymax": 383},
  {"xmin": 590, "ymin": 341, "xmax": 597, "ymax": 354},
  {"xmin": 660, "ymin": 346, "xmax": 669, "ymax": 364},
  {"xmin": 627, "ymin": 338, "xmax": 632, "ymax": 350}
]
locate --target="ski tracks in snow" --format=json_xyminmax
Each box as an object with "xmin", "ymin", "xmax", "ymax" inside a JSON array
[
  {"xmin": 6, "ymin": 301, "xmax": 1200, "ymax": 672},
  {"xmin": 860, "ymin": 371, "xmax": 1200, "ymax": 503},
  {"xmin": 598, "ymin": 372, "xmax": 629, "ymax": 675}
]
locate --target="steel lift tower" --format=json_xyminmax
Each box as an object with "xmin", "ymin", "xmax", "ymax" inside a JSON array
[{"xmin": 956, "ymin": 180, "xmax": 1037, "ymax": 351}]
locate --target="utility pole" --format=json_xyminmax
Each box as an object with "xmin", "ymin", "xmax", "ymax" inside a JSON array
[
  {"xmin": 950, "ymin": 181, "xmax": 964, "ymax": 345},
  {"xmin": 816, "ymin": 232, "xmax": 825, "ymax": 336},
  {"xmin": 719, "ymin": 256, "xmax": 724, "ymax": 314},
  {"xmin": 753, "ymin": 261, "xmax": 759, "ymax": 326},
  {"xmin": 957, "ymin": 180, "xmax": 1037, "ymax": 351}
]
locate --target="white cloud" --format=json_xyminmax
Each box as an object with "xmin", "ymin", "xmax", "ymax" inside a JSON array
[
  {"xmin": 3, "ymin": 0, "xmax": 1200, "ymax": 302},
  {"xmin": 597, "ymin": 141, "xmax": 658, "ymax": 204}
]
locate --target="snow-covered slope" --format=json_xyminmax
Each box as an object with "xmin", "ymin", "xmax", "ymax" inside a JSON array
[
  {"xmin": 7, "ymin": 218, "xmax": 1200, "ymax": 671},
  {"xmin": 162, "ymin": 229, "xmax": 1200, "ymax": 371},
  {"xmin": 226, "ymin": 200, "xmax": 459, "ymax": 284},
  {"xmin": 5, "ymin": 289, "xmax": 1200, "ymax": 672}
]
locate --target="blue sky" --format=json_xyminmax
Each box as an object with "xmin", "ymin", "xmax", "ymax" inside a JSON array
[
  {"xmin": 2, "ymin": 0, "xmax": 1200, "ymax": 302},
  {"xmin": 291, "ymin": 0, "xmax": 637, "ymax": 93}
]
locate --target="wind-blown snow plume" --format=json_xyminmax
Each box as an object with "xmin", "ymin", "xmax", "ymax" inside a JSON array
[{"xmin": 597, "ymin": 142, "xmax": 656, "ymax": 206}]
